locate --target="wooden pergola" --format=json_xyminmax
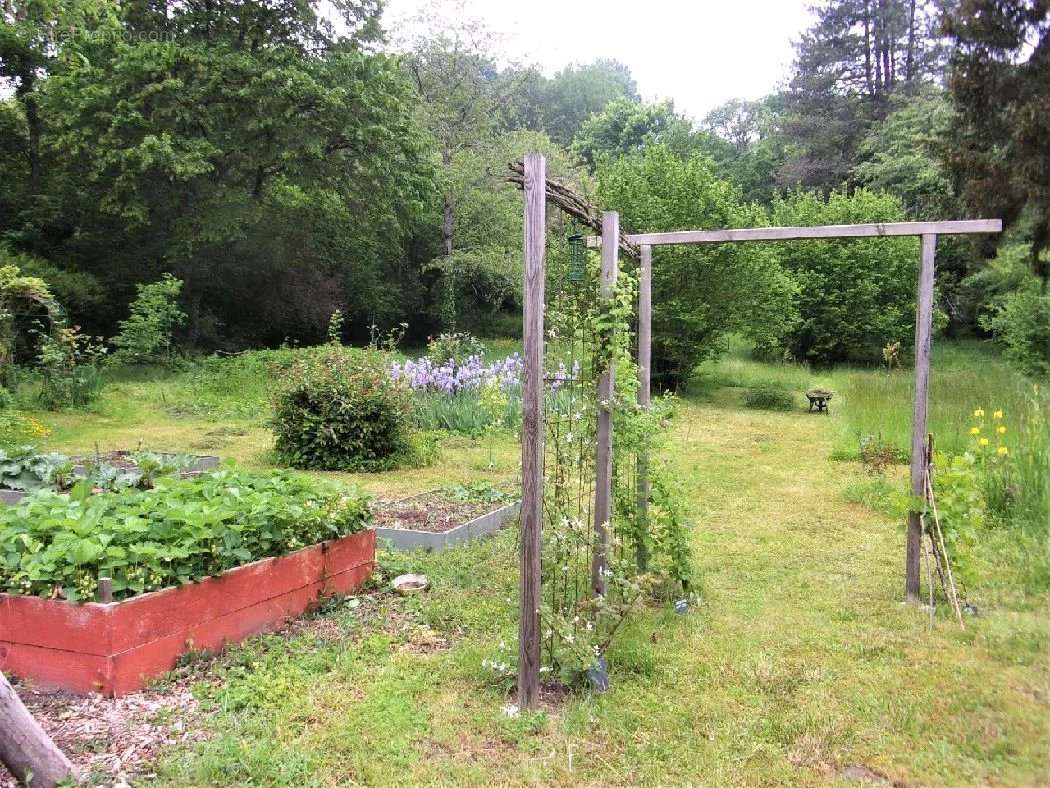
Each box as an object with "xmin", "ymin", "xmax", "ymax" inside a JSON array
[{"xmin": 517, "ymin": 152, "xmax": 1002, "ymax": 708}]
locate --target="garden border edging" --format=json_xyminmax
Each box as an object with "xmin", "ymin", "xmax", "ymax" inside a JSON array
[
  {"xmin": 0, "ymin": 529, "xmax": 375, "ymax": 696},
  {"xmin": 375, "ymin": 501, "xmax": 519, "ymax": 552}
]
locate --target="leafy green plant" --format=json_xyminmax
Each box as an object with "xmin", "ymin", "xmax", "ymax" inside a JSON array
[
  {"xmin": 110, "ymin": 274, "xmax": 187, "ymax": 365},
  {"xmin": 34, "ymin": 324, "xmax": 108, "ymax": 409},
  {"xmin": 981, "ymin": 288, "xmax": 1050, "ymax": 379},
  {"xmin": 0, "ymin": 469, "xmax": 371, "ymax": 601},
  {"xmin": 0, "ymin": 447, "xmax": 74, "ymax": 492},
  {"xmin": 930, "ymin": 451, "xmax": 986, "ymax": 589},
  {"xmin": 0, "ymin": 386, "xmax": 11, "ymax": 411},
  {"xmin": 426, "ymin": 331, "xmax": 486, "ymax": 366},
  {"xmin": 272, "ymin": 346, "xmax": 416, "ymax": 472},
  {"xmin": 742, "ymin": 387, "xmax": 796, "ymax": 411},
  {"xmin": 441, "ymin": 481, "xmax": 513, "ymax": 505}
]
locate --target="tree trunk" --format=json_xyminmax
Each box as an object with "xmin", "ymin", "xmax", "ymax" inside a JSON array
[
  {"xmin": 873, "ymin": 2, "xmax": 883, "ymax": 95},
  {"xmin": 863, "ymin": 0, "xmax": 875, "ymax": 99},
  {"xmin": 0, "ymin": 672, "xmax": 77, "ymax": 787},
  {"xmin": 880, "ymin": 0, "xmax": 892, "ymax": 93},
  {"xmin": 905, "ymin": 0, "xmax": 917, "ymax": 82},
  {"xmin": 441, "ymin": 147, "xmax": 454, "ymax": 260}
]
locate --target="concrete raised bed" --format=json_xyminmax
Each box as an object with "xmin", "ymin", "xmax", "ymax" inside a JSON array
[
  {"xmin": 0, "ymin": 529, "xmax": 375, "ymax": 696},
  {"xmin": 375, "ymin": 501, "xmax": 519, "ymax": 552},
  {"xmin": 0, "ymin": 489, "xmax": 26, "ymax": 505}
]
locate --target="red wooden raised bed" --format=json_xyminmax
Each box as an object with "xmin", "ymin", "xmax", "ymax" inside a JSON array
[{"xmin": 0, "ymin": 529, "xmax": 375, "ymax": 696}]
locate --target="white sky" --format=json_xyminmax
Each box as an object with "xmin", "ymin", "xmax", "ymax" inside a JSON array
[{"xmin": 382, "ymin": 0, "xmax": 815, "ymax": 121}]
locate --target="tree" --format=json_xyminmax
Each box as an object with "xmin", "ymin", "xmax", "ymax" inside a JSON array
[
  {"xmin": 1, "ymin": 0, "xmax": 435, "ymax": 346},
  {"xmin": 597, "ymin": 146, "xmax": 799, "ymax": 388},
  {"xmin": 780, "ymin": 0, "xmax": 947, "ymax": 190},
  {"xmin": 944, "ymin": 0, "xmax": 1050, "ymax": 280},
  {"xmin": 111, "ymin": 274, "xmax": 187, "ymax": 364},
  {"xmin": 432, "ymin": 130, "xmax": 584, "ymax": 329},
  {"xmin": 573, "ymin": 98, "xmax": 691, "ymax": 169},
  {"xmin": 770, "ymin": 190, "xmax": 920, "ymax": 364},
  {"xmin": 400, "ymin": 10, "xmax": 505, "ymax": 265},
  {"xmin": 541, "ymin": 59, "xmax": 639, "ymax": 145},
  {"xmin": 702, "ymin": 96, "xmax": 789, "ymax": 204},
  {"xmin": 853, "ymin": 89, "xmax": 956, "ymax": 218}
]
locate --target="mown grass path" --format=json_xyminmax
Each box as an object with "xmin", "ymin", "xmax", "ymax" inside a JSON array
[{"xmin": 155, "ymin": 397, "xmax": 1049, "ymax": 786}]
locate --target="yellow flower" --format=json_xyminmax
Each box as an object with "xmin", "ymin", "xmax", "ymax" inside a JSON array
[
  {"xmin": 997, "ymin": 446, "xmax": 1009, "ymax": 456},
  {"xmin": 979, "ymin": 437, "xmax": 989, "ymax": 447},
  {"xmin": 993, "ymin": 409, "xmax": 1003, "ymax": 420},
  {"xmin": 997, "ymin": 425, "xmax": 1006, "ymax": 434},
  {"xmin": 970, "ymin": 426, "xmax": 980, "ymax": 435},
  {"xmin": 974, "ymin": 407, "xmax": 985, "ymax": 418}
]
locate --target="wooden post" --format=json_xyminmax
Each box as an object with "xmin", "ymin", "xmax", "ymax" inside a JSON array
[
  {"xmin": 0, "ymin": 672, "xmax": 76, "ymax": 787},
  {"xmin": 518, "ymin": 152, "xmax": 545, "ymax": 709},
  {"xmin": 636, "ymin": 244, "xmax": 652, "ymax": 572},
  {"xmin": 592, "ymin": 211, "xmax": 619, "ymax": 598},
  {"xmin": 96, "ymin": 577, "xmax": 113, "ymax": 603},
  {"xmin": 907, "ymin": 233, "xmax": 936, "ymax": 603}
]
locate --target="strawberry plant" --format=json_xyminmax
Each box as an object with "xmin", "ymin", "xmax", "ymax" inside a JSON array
[{"xmin": 0, "ymin": 469, "xmax": 371, "ymax": 601}]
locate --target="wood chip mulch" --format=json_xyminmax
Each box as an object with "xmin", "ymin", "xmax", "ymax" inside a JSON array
[{"xmin": 1, "ymin": 676, "xmax": 206, "ymax": 787}]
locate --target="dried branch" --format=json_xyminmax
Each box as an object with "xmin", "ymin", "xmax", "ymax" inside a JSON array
[{"xmin": 507, "ymin": 160, "xmax": 639, "ymax": 260}]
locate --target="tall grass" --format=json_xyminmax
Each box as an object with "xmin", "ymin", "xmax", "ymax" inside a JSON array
[{"xmin": 831, "ymin": 341, "xmax": 1035, "ymax": 459}]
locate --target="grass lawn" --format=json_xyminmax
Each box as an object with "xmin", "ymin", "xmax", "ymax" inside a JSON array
[{"xmin": 11, "ymin": 341, "xmax": 1049, "ymax": 785}]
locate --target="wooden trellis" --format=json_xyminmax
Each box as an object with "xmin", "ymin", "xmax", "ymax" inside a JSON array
[{"xmin": 516, "ymin": 152, "xmax": 1002, "ymax": 708}]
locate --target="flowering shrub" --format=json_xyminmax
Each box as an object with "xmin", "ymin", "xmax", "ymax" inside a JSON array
[
  {"xmin": 273, "ymin": 346, "xmax": 415, "ymax": 471},
  {"xmin": 932, "ymin": 398, "xmax": 1049, "ymax": 591},
  {"xmin": 0, "ymin": 470, "xmax": 371, "ymax": 601}
]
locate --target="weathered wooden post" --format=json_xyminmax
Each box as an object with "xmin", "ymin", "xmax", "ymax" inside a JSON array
[
  {"xmin": 635, "ymin": 244, "xmax": 653, "ymax": 572},
  {"xmin": 592, "ymin": 211, "xmax": 619, "ymax": 597},
  {"xmin": 0, "ymin": 672, "xmax": 76, "ymax": 787},
  {"xmin": 518, "ymin": 152, "xmax": 545, "ymax": 708},
  {"xmin": 907, "ymin": 233, "xmax": 936, "ymax": 603}
]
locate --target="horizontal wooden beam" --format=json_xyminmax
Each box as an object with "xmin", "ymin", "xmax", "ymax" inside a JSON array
[{"xmin": 587, "ymin": 219, "xmax": 1001, "ymax": 247}]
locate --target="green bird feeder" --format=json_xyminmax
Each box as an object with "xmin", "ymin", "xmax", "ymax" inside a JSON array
[{"xmin": 567, "ymin": 234, "xmax": 586, "ymax": 284}]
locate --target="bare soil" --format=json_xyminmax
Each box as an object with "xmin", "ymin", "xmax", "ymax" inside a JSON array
[{"xmin": 372, "ymin": 491, "xmax": 497, "ymax": 533}]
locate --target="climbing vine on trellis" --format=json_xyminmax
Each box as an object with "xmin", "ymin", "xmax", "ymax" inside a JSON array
[{"xmin": 539, "ymin": 242, "xmax": 693, "ymax": 681}]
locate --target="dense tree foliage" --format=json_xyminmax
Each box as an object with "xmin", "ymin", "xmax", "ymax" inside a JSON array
[
  {"xmin": 944, "ymin": 0, "xmax": 1050, "ymax": 278},
  {"xmin": 0, "ymin": 0, "xmax": 1044, "ymax": 378},
  {"xmin": 2, "ymin": 0, "xmax": 433, "ymax": 347},
  {"xmin": 770, "ymin": 190, "xmax": 919, "ymax": 363},
  {"xmin": 597, "ymin": 147, "xmax": 798, "ymax": 387}
]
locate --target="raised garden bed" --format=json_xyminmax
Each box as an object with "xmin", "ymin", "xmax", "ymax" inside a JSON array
[
  {"xmin": 0, "ymin": 529, "xmax": 375, "ymax": 696},
  {"xmin": 0, "ymin": 448, "xmax": 222, "ymax": 504},
  {"xmin": 374, "ymin": 489, "xmax": 519, "ymax": 552}
]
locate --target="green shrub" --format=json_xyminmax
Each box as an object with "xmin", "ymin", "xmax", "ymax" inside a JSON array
[
  {"xmin": 272, "ymin": 346, "xmax": 415, "ymax": 471},
  {"xmin": 770, "ymin": 190, "xmax": 919, "ymax": 364},
  {"xmin": 596, "ymin": 146, "xmax": 799, "ymax": 388},
  {"xmin": 0, "ymin": 469, "xmax": 371, "ymax": 601},
  {"xmin": 742, "ymin": 388, "xmax": 796, "ymax": 411},
  {"xmin": 0, "ymin": 385, "xmax": 11, "ymax": 410},
  {"xmin": 981, "ymin": 288, "xmax": 1050, "ymax": 379},
  {"xmin": 34, "ymin": 325, "xmax": 108, "ymax": 409},
  {"xmin": 111, "ymin": 274, "xmax": 187, "ymax": 365}
]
